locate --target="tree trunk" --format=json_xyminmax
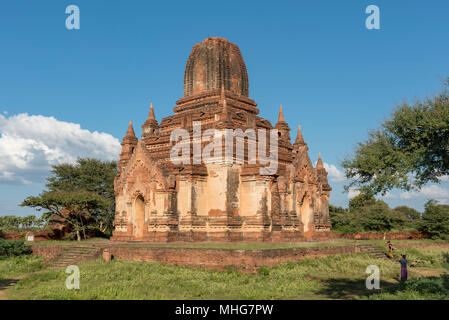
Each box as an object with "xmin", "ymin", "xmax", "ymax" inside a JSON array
[{"xmin": 76, "ymin": 230, "xmax": 81, "ymax": 242}]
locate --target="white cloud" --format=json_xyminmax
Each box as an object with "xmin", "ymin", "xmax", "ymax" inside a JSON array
[
  {"xmin": 399, "ymin": 185, "xmax": 449, "ymax": 201},
  {"xmin": 0, "ymin": 113, "xmax": 121, "ymax": 185},
  {"xmin": 347, "ymin": 188, "xmax": 360, "ymax": 199},
  {"xmin": 439, "ymin": 175, "xmax": 449, "ymax": 182},
  {"xmin": 322, "ymin": 162, "xmax": 347, "ymax": 183}
]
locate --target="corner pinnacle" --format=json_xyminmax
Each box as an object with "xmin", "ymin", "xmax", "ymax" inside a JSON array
[
  {"xmin": 126, "ymin": 120, "xmax": 136, "ymax": 137},
  {"xmin": 294, "ymin": 125, "xmax": 305, "ymax": 144},
  {"xmin": 148, "ymin": 103, "xmax": 155, "ymax": 120},
  {"xmin": 316, "ymin": 152, "xmax": 324, "ymax": 169},
  {"xmin": 277, "ymin": 105, "xmax": 286, "ymax": 123}
]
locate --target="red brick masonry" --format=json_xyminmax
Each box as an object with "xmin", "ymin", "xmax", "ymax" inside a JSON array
[{"xmin": 30, "ymin": 244, "xmax": 357, "ymax": 272}]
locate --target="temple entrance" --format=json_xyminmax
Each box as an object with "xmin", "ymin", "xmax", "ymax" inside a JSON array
[
  {"xmin": 301, "ymin": 196, "xmax": 312, "ymax": 232},
  {"xmin": 134, "ymin": 195, "xmax": 145, "ymax": 239}
]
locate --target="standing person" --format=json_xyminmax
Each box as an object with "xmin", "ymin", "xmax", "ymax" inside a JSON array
[
  {"xmin": 399, "ymin": 254, "xmax": 408, "ymax": 281},
  {"xmin": 387, "ymin": 241, "xmax": 395, "ymax": 259}
]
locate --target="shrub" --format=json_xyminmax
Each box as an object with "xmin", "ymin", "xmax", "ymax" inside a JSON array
[
  {"xmin": 258, "ymin": 266, "xmax": 270, "ymax": 276},
  {"xmin": 0, "ymin": 239, "xmax": 32, "ymax": 258}
]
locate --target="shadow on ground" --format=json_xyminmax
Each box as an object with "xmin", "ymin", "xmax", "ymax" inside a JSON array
[
  {"xmin": 315, "ymin": 278, "xmax": 397, "ymax": 299},
  {"xmin": 0, "ymin": 279, "xmax": 21, "ymax": 300},
  {"xmin": 0, "ymin": 279, "xmax": 20, "ymax": 291}
]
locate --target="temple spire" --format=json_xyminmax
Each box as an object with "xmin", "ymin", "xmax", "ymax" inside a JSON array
[
  {"xmin": 126, "ymin": 120, "xmax": 136, "ymax": 137},
  {"xmin": 142, "ymin": 103, "xmax": 159, "ymax": 139},
  {"xmin": 148, "ymin": 103, "xmax": 155, "ymax": 120},
  {"xmin": 294, "ymin": 125, "xmax": 305, "ymax": 145},
  {"xmin": 277, "ymin": 105, "xmax": 286, "ymax": 123},
  {"xmin": 316, "ymin": 152, "xmax": 324, "ymax": 169}
]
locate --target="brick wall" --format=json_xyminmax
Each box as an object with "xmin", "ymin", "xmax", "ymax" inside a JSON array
[
  {"xmin": 30, "ymin": 244, "xmax": 357, "ymax": 272},
  {"xmin": 30, "ymin": 245, "xmax": 66, "ymax": 259},
  {"xmin": 106, "ymin": 245, "xmax": 357, "ymax": 271}
]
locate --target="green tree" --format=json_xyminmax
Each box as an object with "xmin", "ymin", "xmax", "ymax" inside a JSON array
[
  {"xmin": 21, "ymin": 190, "xmax": 109, "ymax": 241},
  {"xmin": 0, "ymin": 215, "xmax": 45, "ymax": 232},
  {"xmin": 0, "ymin": 216, "xmax": 20, "ymax": 231},
  {"xmin": 342, "ymin": 79, "xmax": 449, "ymax": 195},
  {"xmin": 393, "ymin": 206, "xmax": 421, "ymax": 221},
  {"xmin": 329, "ymin": 205, "xmax": 353, "ymax": 232},
  {"xmin": 45, "ymin": 158, "xmax": 116, "ymax": 234},
  {"xmin": 20, "ymin": 158, "xmax": 117, "ymax": 239},
  {"xmin": 348, "ymin": 194, "xmax": 376, "ymax": 212},
  {"xmin": 355, "ymin": 201, "xmax": 407, "ymax": 232},
  {"xmin": 418, "ymin": 200, "xmax": 449, "ymax": 239},
  {"xmin": 330, "ymin": 199, "xmax": 408, "ymax": 233}
]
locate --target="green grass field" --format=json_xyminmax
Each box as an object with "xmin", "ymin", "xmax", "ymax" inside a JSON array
[{"xmin": 1, "ymin": 242, "xmax": 448, "ymax": 300}]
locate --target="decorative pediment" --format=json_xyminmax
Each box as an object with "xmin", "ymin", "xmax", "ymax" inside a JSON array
[{"xmin": 123, "ymin": 141, "xmax": 169, "ymax": 191}]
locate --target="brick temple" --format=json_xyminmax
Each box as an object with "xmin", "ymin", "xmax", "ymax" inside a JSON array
[{"xmin": 111, "ymin": 37, "xmax": 332, "ymax": 242}]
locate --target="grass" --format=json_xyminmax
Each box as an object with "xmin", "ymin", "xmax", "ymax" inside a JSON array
[
  {"xmin": 2, "ymin": 241, "xmax": 448, "ymax": 300},
  {"xmin": 0, "ymin": 255, "xmax": 44, "ymax": 280},
  {"xmin": 369, "ymin": 275, "xmax": 449, "ymax": 300},
  {"xmin": 7, "ymin": 254, "xmax": 377, "ymax": 300}
]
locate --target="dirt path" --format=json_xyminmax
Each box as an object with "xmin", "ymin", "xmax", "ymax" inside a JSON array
[
  {"xmin": 0, "ymin": 275, "xmax": 25, "ymax": 300},
  {"xmin": 0, "ymin": 268, "xmax": 52, "ymax": 300}
]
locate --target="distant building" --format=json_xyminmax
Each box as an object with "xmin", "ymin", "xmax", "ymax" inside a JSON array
[{"xmin": 112, "ymin": 37, "xmax": 331, "ymax": 242}]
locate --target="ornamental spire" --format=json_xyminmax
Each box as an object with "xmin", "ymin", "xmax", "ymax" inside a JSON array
[
  {"xmin": 294, "ymin": 125, "xmax": 305, "ymax": 145},
  {"xmin": 316, "ymin": 152, "xmax": 324, "ymax": 169},
  {"xmin": 126, "ymin": 120, "xmax": 136, "ymax": 137},
  {"xmin": 148, "ymin": 103, "xmax": 155, "ymax": 120},
  {"xmin": 277, "ymin": 105, "xmax": 286, "ymax": 123}
]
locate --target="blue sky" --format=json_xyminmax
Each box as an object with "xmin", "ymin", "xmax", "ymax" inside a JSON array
[{"xmin": 1, "ymin": 0, "xmax": 448, "ymax": 216}]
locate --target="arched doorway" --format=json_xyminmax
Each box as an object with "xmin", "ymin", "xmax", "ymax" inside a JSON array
[{"xmin": 134, "ymin": 195, "xmax": 145, "ymax": 239}]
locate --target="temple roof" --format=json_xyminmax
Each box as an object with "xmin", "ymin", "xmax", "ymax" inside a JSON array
[{"xmin": 183, "ymin": 37, "xmax": 249, "ymax": 97}]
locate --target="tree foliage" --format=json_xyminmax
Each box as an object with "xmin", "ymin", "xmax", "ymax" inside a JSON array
[
  {"xmin": 0, "ymin": 215, "xmax": 45, "ymax": 232},
  {"xmin": 21, "ymin": 190, "xmax": 109, "ymax": 241},
  {"xmin": 20, "ymin": 158, "xmax": 117, "ymax": 240},
  {"xmin": 330, "ymin": 196, "xmax": 409, "ymax": 233},
  {"xmin": 418, "ymin": 200, "xmax": 449, "ymax": 240},
  {"xmin": 355, "ymin": 201, "xmax": 407, "ymax": 232},
  {"xmin": 393, "ymin": 206, "xmax": 421, "ymax": 221},
  {"xmin": 342, "ymin": 79, "xmax": 449, "ymax": 195},
  {"xmin": 348, "ymin": 194, "xmax": 376, "ymax": 212}
]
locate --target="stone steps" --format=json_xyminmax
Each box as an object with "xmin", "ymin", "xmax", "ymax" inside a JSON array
[
  {"xmin": 49, "ymin": 246, "xmax": 102, "ymax": 269},
  {"xmin": 356, "ymin": 244, "xmax": 387, "ymax": 259}
]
